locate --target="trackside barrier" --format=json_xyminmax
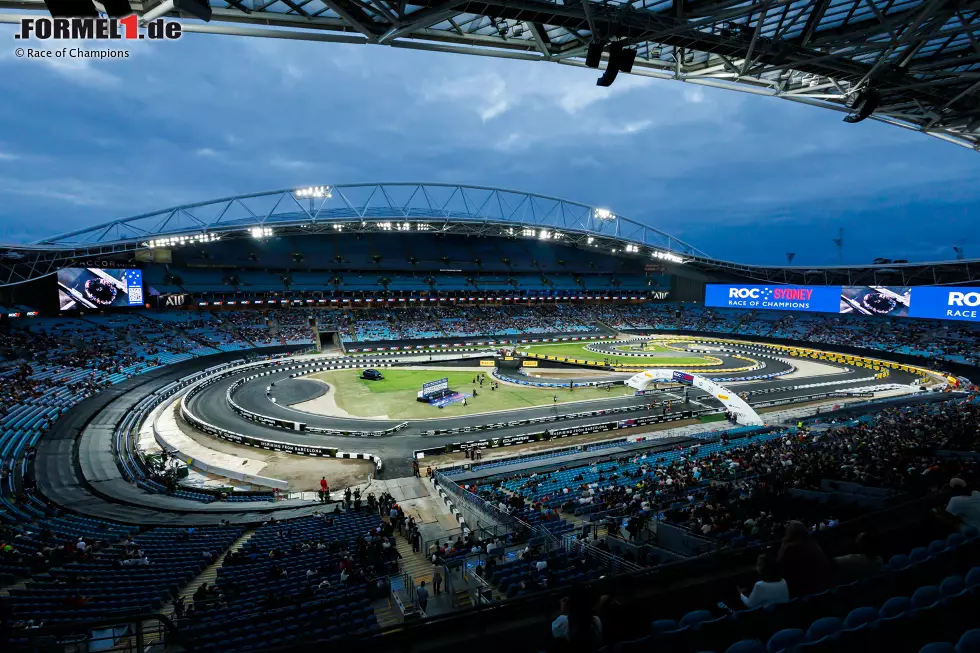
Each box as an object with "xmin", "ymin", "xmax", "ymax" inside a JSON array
[
  {"xmin": 151, "ymin": 396, "xmax": 290, "ymax": 491},
  {"xmin": 421, "ymin": 387, "xmax": 696, "ymax": 435},
  {"xmin": 345, "ymin": 335, "xmax": 615, "ymax": 353},
  {"xmin": 116, "ymin": 357, "xmax": 252, "ymax": 483},
  {"xmin": 417, "ymin": 410, "xmax": 701, "ymax": 454}
]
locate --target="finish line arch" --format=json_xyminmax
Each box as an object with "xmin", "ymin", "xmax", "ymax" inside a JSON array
[{"xmin": 626, "ymin": 369, "xmax": 763, "ymax": 427}]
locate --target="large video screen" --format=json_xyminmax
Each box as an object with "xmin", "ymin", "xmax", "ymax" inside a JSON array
[
  {"xmin": 704, "ymin": 284, "xmax": 841, "ymax": 313},
  {"xmin": 909, "ymin": 286, "xmax": 980, "ymax": 322},
  {"xmin": 706, "ymin": 283, "xmax": 980, "ymax": 323},
  {"xmin": 839, "ymin": 286, "xmax": 911, "ymax": 317},
  {"xmin": 58, "ymin": 268, "xmax": 144, "ymax": 310}
]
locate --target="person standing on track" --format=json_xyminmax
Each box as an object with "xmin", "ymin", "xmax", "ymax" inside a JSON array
[{"xmin": 319, "ymin": 477, "xmax": 329, "ymax": 503}]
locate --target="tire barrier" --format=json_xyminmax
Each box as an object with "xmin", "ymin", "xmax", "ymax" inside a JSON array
[
  {"xmin": 416, "ymin": 410, "xmax": 700, "ymax": 455},
  {"xmin": 345, "ymin": 335, "xmax": 614, "ymax": 353},
  {"xmin": 227, "ymin": 359, "xmax": 410, "ymax": 437}
]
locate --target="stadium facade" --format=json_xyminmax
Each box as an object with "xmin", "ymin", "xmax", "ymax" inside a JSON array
[{"xmin": 2, "ymin": 183, "xmax": 979, "ymax": 311}]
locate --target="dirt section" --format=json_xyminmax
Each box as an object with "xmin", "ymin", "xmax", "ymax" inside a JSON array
[
  {"xmin": 177, "ymin": 418, "xmax": 373, "ymax": 491},
  {"xmin": 290, "ymin": 381, "xmax": 388, "ymax": 420},
  {"xmin": 420, "ymin": 417, "xmax": 698, "ymax": 469}
]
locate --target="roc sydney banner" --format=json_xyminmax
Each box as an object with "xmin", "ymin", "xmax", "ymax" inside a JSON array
[
  {"xmin": 706, "ymin": 284, "xmax": 980, "ymax": 323},
  {"xmin": 705, "ymin": 284, "xmax": 841, "ymax": 313}
]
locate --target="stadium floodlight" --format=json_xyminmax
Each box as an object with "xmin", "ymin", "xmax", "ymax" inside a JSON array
[
  {"xmin": 295, "ymin": 186, "xmax": 333, "ymax": 199},
  {"xmin": 539, "ymin": 230, "xmax": 551, "ymax": 240},
  {"xmin": 250, "ymin": 227, "xmax": 273, "ymax": 238},
  {"xmin": 587, "ymin": 236, "xmax": 595, "ymax": 245},
  {"xmin": 594, "ymin": 208, "xmax": 615, "ymax": 221},
  {"xmin": 521, "ymin": 228, "xmax": 536, "ymax": 237},
  {"xmin": 333, "ymin": 224, "xmax": 344, "ymax": 231},
  {"xmin": 651, "ymin": 250, "xmax": 685, "ymax": 264},
  {"xmin": 625, "ymin": 244, "xmax": 639, "ymax": 253},
  {"xmin": 145, "ymin": 232, "xmax": 219, "ymax": 248}
]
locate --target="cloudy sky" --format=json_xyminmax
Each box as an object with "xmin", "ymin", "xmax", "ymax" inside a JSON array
[{"xmin": 1, "ymin": 26, "xmax": 979, "ymax": 265}]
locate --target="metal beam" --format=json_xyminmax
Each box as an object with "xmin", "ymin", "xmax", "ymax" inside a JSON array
[
  {"xmin": 378, "ymin": 0, "xmax": 465, "ymax": 43},
  {"xmin": 319, "ymin": 0, "xmax": 381, "ymax": 40}
]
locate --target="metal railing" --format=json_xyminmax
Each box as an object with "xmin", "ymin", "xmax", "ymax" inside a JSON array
[
  {"xmin": 6, "ymin": 613, "xmax": 187, "ymax": 653},
  {"xmin": 433, "ymin": 470, "xmax": 531, "ymax": 536}
]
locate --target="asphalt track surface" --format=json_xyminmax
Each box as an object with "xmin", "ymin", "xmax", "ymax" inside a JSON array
[
  {"xmin": 189, "ymin": 367, "xmax": 708, "ymax": 476},
  {"xmin": 268, "ymin": 378, "xmax": 328, "ymax": 405},
  {"xmin": 189, "ymin": 350, "xmax": 916, "ymax": 480},
  {"xmin": 40, "ymin": 341, "xmax": 919, "ymax": 525}
]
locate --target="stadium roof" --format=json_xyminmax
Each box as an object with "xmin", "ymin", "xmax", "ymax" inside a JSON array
[
  {"xmin": 3, "ymin": 0, "xmax": 979, "ymax": 151},
  {"xmin": 2, "ymin": 182, "xmax": 979, "ymax": 287}
]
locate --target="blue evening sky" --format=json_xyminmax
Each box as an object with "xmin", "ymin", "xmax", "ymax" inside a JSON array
[{"xmin": 1, "ymin": 27, "xmax": 978, "ymax": 266}]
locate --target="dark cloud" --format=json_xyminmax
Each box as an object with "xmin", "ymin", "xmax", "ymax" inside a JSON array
[{"xmin": 0, "ymin": 27, "xmax": 978, "ymax": 264}]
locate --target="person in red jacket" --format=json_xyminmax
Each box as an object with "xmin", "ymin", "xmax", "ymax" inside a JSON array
[{"xmin": 319, "ymin": 477, "xmax": 329, "ymax": 503}]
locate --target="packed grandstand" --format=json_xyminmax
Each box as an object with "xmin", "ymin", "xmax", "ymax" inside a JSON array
[{"xmin": 1, "ymin": 186, "xmax": 979, "ymax": 653}]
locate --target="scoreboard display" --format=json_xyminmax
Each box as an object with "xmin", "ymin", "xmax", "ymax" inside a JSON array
[{"xmin": 57, "ymin": 268, "xmax": 144, "ymax": 310}]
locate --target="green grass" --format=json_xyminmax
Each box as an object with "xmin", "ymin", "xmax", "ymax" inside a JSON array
[
  {"xmin": 309, "ymin": 368, "xmax": 634, "ymax": 419},
  {"xmin": 516, "ymin": 341, "xmax": 712, "ymax": 367}
]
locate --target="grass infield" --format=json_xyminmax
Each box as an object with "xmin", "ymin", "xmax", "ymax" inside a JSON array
[{"xmin": 309, "ymin": 368, "xmax": 634, "ymax": 420}]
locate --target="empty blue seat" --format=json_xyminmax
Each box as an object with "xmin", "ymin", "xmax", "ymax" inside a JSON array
[
  {"xmin": 965, "ymin": 567, "xmax": 980, "ymax": 588},
  {"xmin": 919, "ymin": 644, "xmax": 954, "ymax": 653},
  {"xmin": 940, "ymin": 576, "xmax": 966, "ymax": 597},
  {"xmin": 652, "ymin": 618, "xmax": 678, "ymax": 634},
  {"xmin": 767, "ymin": 628, "xmax": 805, "ymax": 653},
  {"xmin": 947, "ymin": 532, "xmax": 967, "ymax": 549},
  {"xmin": 843, "ymin": 606, "xmax": 878, "ymax": 629},
  {"xmin": 680, "ymin": 610, "xmax": 714, "ymax": 629},
  {"xmin": 909, "ymin": 547, "xmax": 929, "ymax": 563},
  {"xmin": 806, "ymin": 617, "xmax": 843, "ymax": 642},
  {"xmin": 726, "ymin": 639, "xmax": 765, "ymax": 653},
  {"xmin": 957, "ymin": 629, "xmax": 980, "ymax": 653},
  {"xmin": 619, "ymin": 635, "xmax": 651, "ymax": 653},
  {"xmin": 879, "ymin": 596, "xmax": 911, "ymax": 619},
  {"xmin": 928, "ymin": 540, "xmax": 947, "ymax": 555},
  {"xmin": 911, "ymin": 586, "xmax": 941, "ymax": 609},
  {"xmin": 888, "ymin": 554, "xmax": 910, "ymax": 570}
]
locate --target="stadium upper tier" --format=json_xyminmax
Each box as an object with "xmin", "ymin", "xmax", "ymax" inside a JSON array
[
  {"xmin": 4, "ymin": 183, "xmax": 980, "ymax": 288},
  {"xmin": 3, "ymin": 1, "xmax": 978, "ymax": 150}
]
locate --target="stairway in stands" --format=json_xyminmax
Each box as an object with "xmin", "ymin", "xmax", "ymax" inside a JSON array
[{"xmin": 164, "ymin": 529, "xmax": 256, "ymax": 620}]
